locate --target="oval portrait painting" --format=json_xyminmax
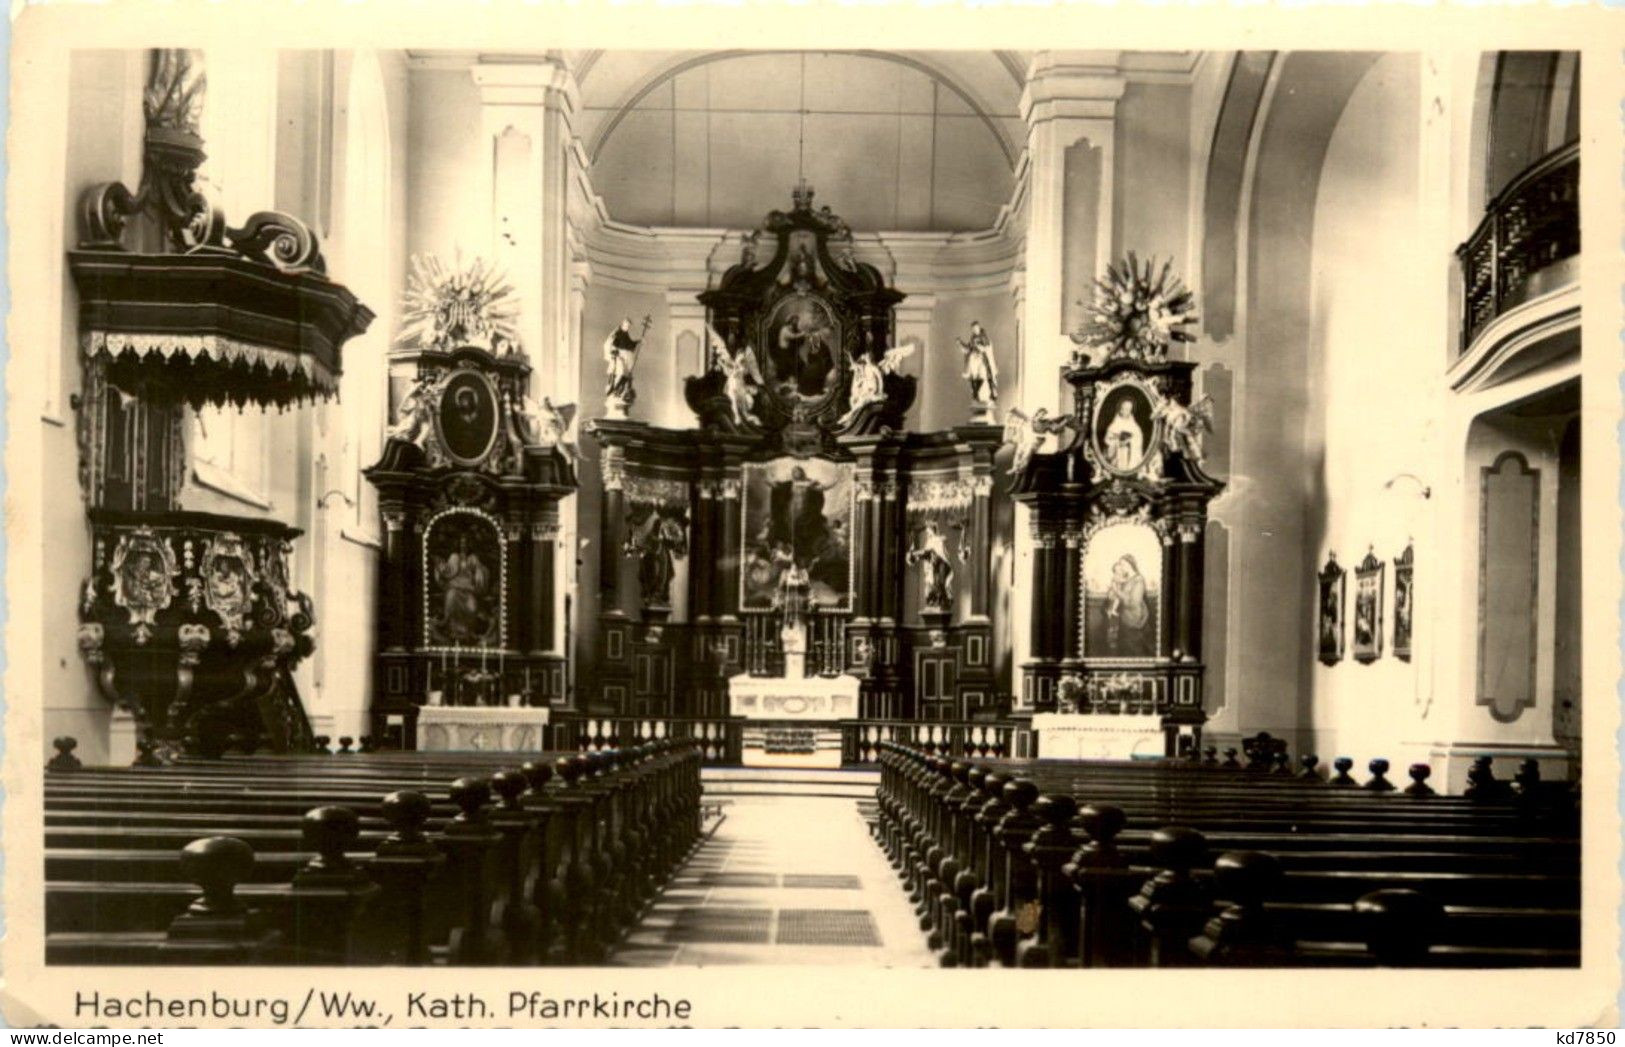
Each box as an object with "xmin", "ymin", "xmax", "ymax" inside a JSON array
[
  {"xmin": 763, "ymin": 293, "xmax": 843, "ymax": 404},
  {"xmin": 1093, "ymin": 382, "xmax": 1159, "ymax": 476},
  {"xmin": 437, "ymin": 369, "xmax": 500, "ymax": 465}
]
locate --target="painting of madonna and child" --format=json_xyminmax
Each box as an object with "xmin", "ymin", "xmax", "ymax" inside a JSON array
[
  {"xmin": 1082, "ymin": 523, "xmax": 1163, "ymax": 661},
  {"xmin": 740, "ymin": 457, "xmax": 854, "ymax": 612}
]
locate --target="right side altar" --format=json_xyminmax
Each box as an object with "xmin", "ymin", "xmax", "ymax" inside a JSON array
[{"xmin": 1011, "ymin": 259, "xmax": 1224, "ymax": 759}]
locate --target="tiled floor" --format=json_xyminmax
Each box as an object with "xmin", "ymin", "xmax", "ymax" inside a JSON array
[{"xmin": 609, "ymin": 795, "xmax": 937, "ymax": 967}]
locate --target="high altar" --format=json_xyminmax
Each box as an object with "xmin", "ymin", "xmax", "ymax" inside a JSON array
[{"xmin": 585, "ymin": 185, "xmax": 1009, "ymax": 753}]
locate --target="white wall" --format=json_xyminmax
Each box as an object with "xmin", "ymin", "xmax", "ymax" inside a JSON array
[{"xmin": 1301, "ymin": 53, "xmax": 1437, "ymax": 771}]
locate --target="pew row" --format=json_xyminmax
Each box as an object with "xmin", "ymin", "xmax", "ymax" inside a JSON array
[
  {"xmin": 872, "ymin": 743, "xmax": 1580, "ymax": 969},
  {"xmin": 42, "ymin": 740, "xmax": 704, "ymax": 966}
]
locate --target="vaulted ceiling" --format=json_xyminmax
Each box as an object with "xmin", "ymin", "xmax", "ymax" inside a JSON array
[{"xmin": 572, "ymin": 50, "xmax": 1029, "ymax": 233}]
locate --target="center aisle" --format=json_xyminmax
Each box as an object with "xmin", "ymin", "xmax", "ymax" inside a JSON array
[{"xmin": 609, "ymin": 795, "xmax": 937, "ymax": 967}]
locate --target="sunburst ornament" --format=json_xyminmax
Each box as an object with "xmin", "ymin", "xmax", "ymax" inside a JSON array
[
  {"xmin": 399, "ymin": 254, "xmax": 521, "ymax": 354},
  {"xmin": 1075, "ymin": 253, "xmax": 1199, "ymax": 362}
]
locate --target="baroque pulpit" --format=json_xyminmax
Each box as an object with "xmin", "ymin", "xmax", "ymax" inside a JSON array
[{"xmin": 71, "ymin": 50, "xmax": 374, "ymax": 762}]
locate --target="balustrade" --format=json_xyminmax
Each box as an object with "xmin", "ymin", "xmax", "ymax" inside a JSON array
[{"xmin": 1456, "ymin": 140, "xmax": 1579, "ymax": 353}]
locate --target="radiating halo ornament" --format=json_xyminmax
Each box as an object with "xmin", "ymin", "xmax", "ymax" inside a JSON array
[
  {"xmin": 1075, "ymin": 253, "xmax": 1199, "ymax": 362},
  {"xmin": 400, "ymin": 254, "xmax": 521, "ymax": 354}
]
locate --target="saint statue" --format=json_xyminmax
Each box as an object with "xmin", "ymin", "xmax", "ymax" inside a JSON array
[
  {"xmin": 626, "ymin": 509, "xmax": 688, "ymax": 610},
  {"xmin": 957, "ymin": 321, "xmax": 999, "ymax": 418},
  {"xmin": 1104, "ymin": 400, "xmax": 1147, "ymax": 472},
  {"xmin": 906, "ymin": 521, "xmax": 956, "ymax": 613},
  {"xmin": 1104, "ymin": 554, "xmax": 1152, "ymax": 657},
  {"xmin": 603, "ymin": 315, "xmax": 652, "ymax": 418}
]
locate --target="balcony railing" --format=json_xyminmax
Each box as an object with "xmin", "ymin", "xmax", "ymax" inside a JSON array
[{"xmin": 1456, "ymin": 140, "xmax": 1579, "ymax": 354}]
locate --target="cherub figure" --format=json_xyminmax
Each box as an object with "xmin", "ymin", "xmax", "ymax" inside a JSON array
[
  {"xmin": 1002, "ymin": 407, "xmax": 1071, "ymax": 479},
  {"xmin": 1153, "ymin": 394, "xmax": 1215, "ymax": 464},
  {"xmin": 838, "ymin": 340, "xmax": 915, "ymax": 428}
]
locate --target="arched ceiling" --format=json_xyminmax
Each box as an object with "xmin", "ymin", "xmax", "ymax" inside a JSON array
[{"xmin": 575, "ymin": 50, "xmax": 1028, "ymax": 233}]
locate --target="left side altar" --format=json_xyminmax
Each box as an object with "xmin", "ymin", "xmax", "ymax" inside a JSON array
[{"xmin": 364, "ymin": 262, "xmax": 576, "ymax": 750}]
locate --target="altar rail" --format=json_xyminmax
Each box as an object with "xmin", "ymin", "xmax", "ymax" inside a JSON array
[
  {"xmin": 1456, "ymin": 140, "xmax": 1579, "ymax": 353},
  {"xmin": 555, "ymin": 714, "xmax": 743, "ymax": 766},
  {"xmin": 841, "ymin": 720, "xmax": 1015, "ymax": 766}
]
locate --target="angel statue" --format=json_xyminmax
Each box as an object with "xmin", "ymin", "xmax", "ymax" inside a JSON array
[
  {"xmin": 957, "ymin": 321, "xmax": 1000, "ymax": 419},
  {"xmin": 709, "ymin": 325, "xmax": 763, "ymax": 427},
  {"xmin": 510, "ymin": 392, "xmax": 577, "ymax": 462},
  {"xmin": 1153, "ymin": 394, "xmax": 1216, "ymax": 464},
  {"xmin": 838, "ymin": 340, "xmax": 916, "ymax": 429},
  {"xmin": 603, "ymin": 315, "xmax": 652, "ymax": 418},
  {"xmin": 386, "ymin": 374, "xmax": 436, "ymax": 452},
  {"xmin": 1002, "ymin": 407, "xmax": 1072, "ymax": 480}
]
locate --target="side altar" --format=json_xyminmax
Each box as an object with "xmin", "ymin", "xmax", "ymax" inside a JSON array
[{"xmin": 1009, "ymin": 256, "xmax": 1224, "ymax": 759}]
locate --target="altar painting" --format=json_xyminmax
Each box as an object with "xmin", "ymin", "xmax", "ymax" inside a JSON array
[
  {"xmin": 1082, "ymin": 523, "xmax": 1162, "ymax": 661},
  {"xmin": 424, "ymin": 510, "xmax": 504, "ymax": 648},
  {"xmin": 762, "ymin": 292, "xmax": 842, "ymax": 403},
  {"xmin": 740, "ymin": 457, "xmax": 853, "ymax": 611}
]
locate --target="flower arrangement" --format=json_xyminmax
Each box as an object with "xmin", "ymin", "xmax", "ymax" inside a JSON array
[{"xmin": 1074, "ymin": 253, "xmax": 1198, "ymax": 361}]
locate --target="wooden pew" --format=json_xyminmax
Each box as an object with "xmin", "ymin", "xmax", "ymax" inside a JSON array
[
  {"xmin": 42, "ymin": 739, "xmax": 703, "ymax": 966},
  {"xmin": 873, "ymin": 743, "xmax": 1580, "ymax": 970}
]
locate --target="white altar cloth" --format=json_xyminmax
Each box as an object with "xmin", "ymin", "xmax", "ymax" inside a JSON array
[
  {"xmin": 1032, "ymin": 712, "xmax": 1165, "ymax": 761},
  {"xmin": 418, "ymin": 705, "xmax": 551, "ymax": 752},
  {"xmin": 727, "ymin": 673, "xmax": 860, "ymax": 768}
]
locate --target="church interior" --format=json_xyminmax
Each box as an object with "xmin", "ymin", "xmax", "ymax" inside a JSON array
[{"xmin": 23, "ymin": 47, "xmax": 1592, "ymax": 974}]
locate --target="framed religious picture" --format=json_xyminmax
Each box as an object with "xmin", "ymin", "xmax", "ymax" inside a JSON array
[
  {"xmin": 435, "ymin": 368, "xmax": 501, "ymax": 466},
  {"xmin": 1316, "ymin": 552, "xmax": 1345, "ymax": 666},
  {"xmin": 762, "ymin": 292, "xmax": 843, "ymax": 406},
  {"xmin": 423, "ymin": 508, "xmax": 505, "ymax": 649},
  {"xmin": 1081, "ymin": 522, "xmax": 1164, "ymax": 662},
  {"xmin": 1092, "ymin": 378, "xmax": 1161, "ymax": 477},
  {"xmin": 1393, "ymin": 542, "xmax": 1414, "ymax": 662},
  {"xmin": 739, "ymin": 457, "xmax": 854, "ymax": 612},
  {"xmin": 1353, "ymin": 548, "xmax": 1385, "ymax": 664}
]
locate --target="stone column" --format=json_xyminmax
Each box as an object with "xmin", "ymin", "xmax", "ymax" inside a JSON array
[
  {"xmin": 1175, "ymin": 521, "xmax": 1203, "ymax": 661},
  {"xmin": 718, "ymin": 476, "xmax": 743, "ymax": 620},
  {"xmin": 1061, "ymin": 533, "xmax": 1084, "ymax": 661},
  {"xmin": 967, "ymin": 473, "xmax": 994, "ymax": 622},
  {"xmin": 531, "ymin": 519, "xmax": 560, "ymax": 656},
  {"xmin": 600, "ymin": 448, "xmax": 627, "ymax": 619},
  {"xmin": 689, "ymin": 480, "xmax": 716, "ymax": 624},
  {"xmin": 378, "ymin": 506, "xmax": 409, "ymax": 652}
]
